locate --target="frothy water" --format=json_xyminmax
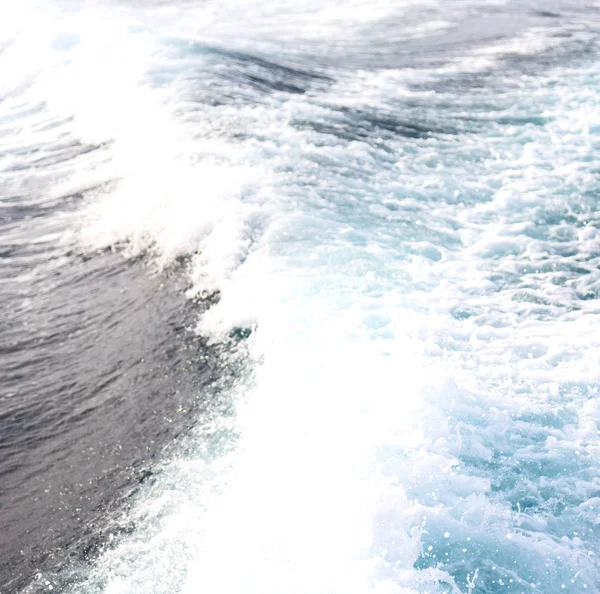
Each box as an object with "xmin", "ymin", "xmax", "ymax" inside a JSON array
[{"xmin": 2, "ymin": 1, "xmax": 600, "ymax": 592}]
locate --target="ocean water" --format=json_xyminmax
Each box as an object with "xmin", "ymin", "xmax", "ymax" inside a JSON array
[{"xmin": 1, "ymin": 1, "xmax": 600, "ymax": 592}]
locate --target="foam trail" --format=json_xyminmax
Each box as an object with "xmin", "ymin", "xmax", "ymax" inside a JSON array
[{"xmin": 5, "ymin": 0, "xmax": 600, "ymax": 592}]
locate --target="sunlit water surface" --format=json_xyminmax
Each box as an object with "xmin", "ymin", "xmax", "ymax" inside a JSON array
[{"xmin": 1, "ymin": 1, "xmax": 600, "ymax": 592}]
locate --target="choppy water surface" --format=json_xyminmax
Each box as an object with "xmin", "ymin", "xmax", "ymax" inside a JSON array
[{"xmin": 1, "ymin": 1, "xmax": 600, "ymax": 592}]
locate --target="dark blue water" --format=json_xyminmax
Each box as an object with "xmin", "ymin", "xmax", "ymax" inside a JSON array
[{"xmin": 0, "ymin": 198, "xmax": 223, "ymax": 590}]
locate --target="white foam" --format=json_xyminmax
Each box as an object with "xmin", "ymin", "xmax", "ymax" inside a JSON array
[
  {"xmin": 6, "ymin": 0, "xmax": 600, "ymax": 592},
  {"xmin": 83, "ymin": 61, "xmax": 600, "ymax": 589}
]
